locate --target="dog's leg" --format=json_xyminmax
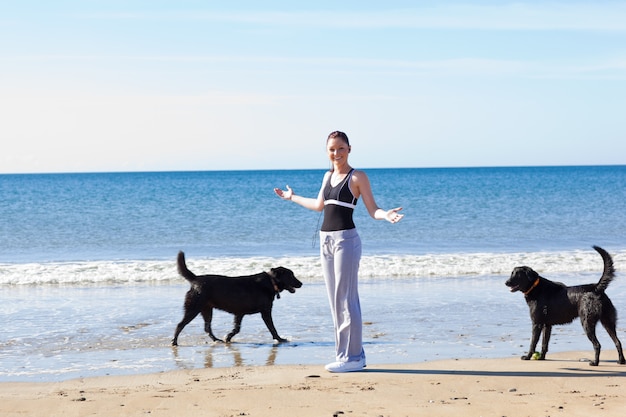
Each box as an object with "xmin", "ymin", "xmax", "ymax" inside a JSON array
[
  {"xmin": 260, "ymin": 309, "xmax": 287, "ymax": 343},
  {"xmin": 603, "ymin": 324, "xmax": 626, "ymax": 365},
  {"xmin": 200, "ymin": 307, "xmax": 222, "ymax": 342},
  {"xmin": 172, "ymin": 309, "xmax": 201, "ymax": 346},
  {"xmin": 539, "ymin": 325, "xmax": 552, "ymax": 360},
  {"xmin": 225, "ymin": 315, "xmax": 243, "ymax": 343},
  {"xmin": 581, "ymin": 319, "xmax": 601, "ymax": 366},
  {"xmin": 523, "ymin": 323, "xmax": 544, "ymax": 360},
  {"xmin": 600, "ymin": 314, "xmax": 626, "ymax": 365}
]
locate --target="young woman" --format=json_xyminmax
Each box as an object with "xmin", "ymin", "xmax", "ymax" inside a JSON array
[{"xmin": 274, "ymin": 130, "xmax": 403, "ymax": 372}]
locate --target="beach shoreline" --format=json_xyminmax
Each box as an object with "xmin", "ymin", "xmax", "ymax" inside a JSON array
[
  {"xmin": 2, "ymin": 350, "xmax": 625, "ymax": 417},
  {"xmin": 4, "ymin": 274, "xmax": 625, "ymax": 383}
]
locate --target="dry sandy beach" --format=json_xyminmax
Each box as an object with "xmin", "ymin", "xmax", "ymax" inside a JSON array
[{"xmin": 2, "ymin": 350, "xmax": 625, "ymax": 417}]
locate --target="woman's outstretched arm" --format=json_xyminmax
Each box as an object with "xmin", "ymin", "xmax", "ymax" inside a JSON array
[{"xmin": 274, "ymin": 172, "xmax": 330, "ymax": 212}]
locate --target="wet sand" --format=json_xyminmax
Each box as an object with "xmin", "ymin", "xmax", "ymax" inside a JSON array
[
  {"xmin": 2, "ymin": 350, "xmax": 625, "ymax": 417},
  {"xmin": 3, "ymin": 276, "xmax": 624, "ymax": 382}
]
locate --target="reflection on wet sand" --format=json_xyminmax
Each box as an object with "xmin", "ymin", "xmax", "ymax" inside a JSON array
[{"xmin": 172, "ymin": 343, "xmax": 280, "ymax": 369}]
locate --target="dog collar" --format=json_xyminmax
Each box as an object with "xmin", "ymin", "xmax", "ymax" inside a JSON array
[
  {"xmin": 523, "ymin": 278, "xmax": 540, "ymax": 296},
  {"xmin": 270, "ymin": 276, "xmax": 281, "ymax": 299}
]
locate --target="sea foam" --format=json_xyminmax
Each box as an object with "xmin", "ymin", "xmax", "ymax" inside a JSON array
[{"xmin": 2, "ymin": 249, "xmax": 623, "ymax": 286}]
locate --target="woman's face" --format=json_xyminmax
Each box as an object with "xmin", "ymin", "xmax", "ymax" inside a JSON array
[{"xmin": 327, "ymin": 137, "xmax": 350, "ymax": 167}]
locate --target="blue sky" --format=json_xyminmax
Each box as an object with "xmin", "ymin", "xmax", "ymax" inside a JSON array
[{"xmin": 1, "ymin": 1, "xmax": 625, "ymax": 173}]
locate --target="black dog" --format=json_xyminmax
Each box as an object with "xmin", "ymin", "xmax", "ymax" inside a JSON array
[
  {"xmin": 172, "ymin": 251, "xmax": 302, "ymax": 346},
  {"xmin": 506, "ymin": 246, "xmax": 625, "ymax": 366}
]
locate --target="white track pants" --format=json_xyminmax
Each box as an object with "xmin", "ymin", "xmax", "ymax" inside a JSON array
[{"xmin": 320, "ymin": 228, "xmax": 365, "ymax": 363}]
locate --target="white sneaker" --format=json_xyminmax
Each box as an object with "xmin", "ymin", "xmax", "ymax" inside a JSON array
[{"xmin": 325, "ymin": 358, "xmax": 366, "ymax": 373}]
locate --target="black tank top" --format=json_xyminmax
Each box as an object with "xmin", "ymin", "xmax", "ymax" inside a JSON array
[{"xmin": 321, "ymin": 169, "xmax": 358, "ymax": 232}]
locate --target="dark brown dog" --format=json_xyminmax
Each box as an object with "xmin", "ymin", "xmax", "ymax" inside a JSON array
[
  {"xmin": 172, "ymin": 251, "xmax": 302, "ymax": 346},
  {"xmin": 506, "ymin": 246, "xmax": 625, "ymax": 366}
]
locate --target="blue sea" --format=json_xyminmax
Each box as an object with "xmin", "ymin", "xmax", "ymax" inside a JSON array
[{"xmin": 2, "ymin": 166, "xmax": 626, "ymax": 381}]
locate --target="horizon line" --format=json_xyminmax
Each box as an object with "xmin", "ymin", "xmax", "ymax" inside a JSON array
[{"xmin": 2, "ymin": 163, "xmax": 625, "ymax": 176}]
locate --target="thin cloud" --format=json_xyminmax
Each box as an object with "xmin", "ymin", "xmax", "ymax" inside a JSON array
[
  {"xmin": 4, "ymin": 53, "xmax": 625, "ymax": 80},
  {"xmin": 72, "ymin": 3, "xmax": 626, "ymax": 32}
]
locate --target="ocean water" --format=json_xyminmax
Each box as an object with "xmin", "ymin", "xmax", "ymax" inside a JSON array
[{"xmin": 2, "ymin": 166, "xmax": 626, "ymax": 381}]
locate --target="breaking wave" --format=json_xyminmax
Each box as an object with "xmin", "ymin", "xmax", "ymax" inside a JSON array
[{"xmin": 2, "ymin": 248, "xmax": 624, "ymax": 286}]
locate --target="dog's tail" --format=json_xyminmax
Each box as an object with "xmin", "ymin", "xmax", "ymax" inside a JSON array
[
  {"xmin": 594, "ymin": 245, "xmax": 615, "ymax": 293},
  {"xmin": 177, "ymin": 251, "xmax": 198, "ymax": 282}
]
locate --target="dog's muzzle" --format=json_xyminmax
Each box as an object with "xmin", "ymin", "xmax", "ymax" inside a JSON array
[
  {"xmin": 507, "ymin": 284, "xmax": 521, "ymax": 293},
  {"xmin": 505, "ymin": 277, "xmax": 521, "ymax": 293}
]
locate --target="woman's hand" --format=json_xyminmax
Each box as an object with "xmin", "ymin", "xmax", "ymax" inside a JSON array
[
  {"xmin": 384, "ymin": 207, "xmax": 404, "ymax": 224},
  {"xmin": 274, "ymin": 185, "xmax": 293, "ymax": 201}
]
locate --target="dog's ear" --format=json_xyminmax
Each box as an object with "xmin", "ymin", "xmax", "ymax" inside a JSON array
[
  {"xmin": 270, "ymin": 266, "xmax": 292, "ymax": 277},
  {"xmin": 268, "ymin": 267, "xmax": 282, "ymax": 277},
  {"xmin": 268, "ymin": 267, "xmax": 286, "ymax": 286},
  {"xmin": 521, "ymin": 266, "xmax": 539, "ymax": 283}
]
